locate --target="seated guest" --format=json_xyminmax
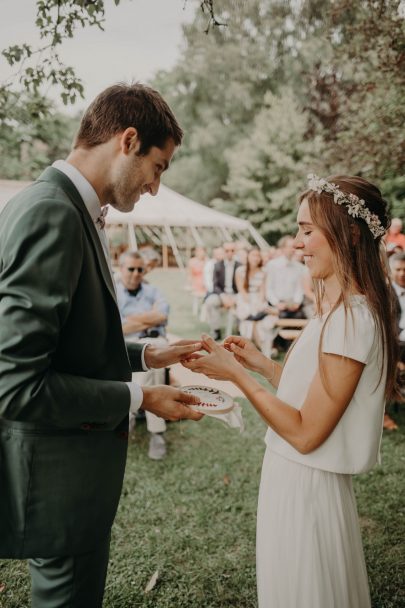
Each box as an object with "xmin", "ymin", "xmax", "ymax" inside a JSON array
[
  {"xmin": 265, "ymin": 235, "xmax": 305, "ymax": 319},
  {"xmin": 386, "ymin": 217, "xmax": 405, "ymax": 251},
  {"xmin": 261, "ymin": 247, "xmax": 277, "ymax": 265},
  {"xmin": 140, "ymin": 245, "xmax": 162, "ymax": 274},
  {"xmin": 385, "ymin": 252, "xmax": 405, "ymax": 430},
  {"xmin": 235, "ymin": 248, "xmax": 278, "ymax": 355},
  {"xmin": 234, "ymin": 241, "xmax": 249, "ymax": 265},
  {"xmin": 203, "ymin": 246, "xmax": 224, "ymax": 294},
  {"xmin": 187, "ymin": 246, "xmax": 207, "ymax": 297},
  {"xmin": 116, "ymin": 250, "xmax": 170, "ymax": 459},
  {"xmin": 204, "ymin": 242, "xmax": 241, "ymax": 340},
  {"xmin": 391, "ymin": 252, "xmax": 405, "ymax": 352},
  {"xmin": 294, "ymin": 249, "xmax": 316, "ymax": 319}
]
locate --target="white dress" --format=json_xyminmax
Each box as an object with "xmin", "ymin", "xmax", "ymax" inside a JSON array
[
  {"xmin": 235, "ymin": 268, "xmax": 278, "ymax": 350},
  {"xmin": 257, "ymin": 297, "xmax": 385, "ymax": 608}
]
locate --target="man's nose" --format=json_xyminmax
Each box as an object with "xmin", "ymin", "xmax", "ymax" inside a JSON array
[{"xmin": 149, "ymin": 176, "xmax": 161, "ymax": 196}]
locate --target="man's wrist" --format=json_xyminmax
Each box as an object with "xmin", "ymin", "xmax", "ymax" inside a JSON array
[
  {"xmin": 143, "ymin": 344, "xmax": 157, "ymax": 369},
  {"xmin": 141, "ymin": 344, "xmax": 151, "ymax": 370}
]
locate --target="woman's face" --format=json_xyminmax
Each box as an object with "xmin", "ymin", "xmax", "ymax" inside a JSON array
[
  {"xmin": 294, "ymin": 198, "xmax": 335, "ymax": 280},
  {"xmin": 248, "ymin": 249, "xmax": 262, "ymax": 268}
]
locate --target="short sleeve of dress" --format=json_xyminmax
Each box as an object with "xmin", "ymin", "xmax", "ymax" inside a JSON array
[{"xmin": 322, "ymin": 301, "xmax": 376, "ymax": 364}]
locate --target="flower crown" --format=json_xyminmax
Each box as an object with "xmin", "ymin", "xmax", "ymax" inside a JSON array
[{"xmin": 306, "ymin": 174, "xmax": 386, "ymax": 239}]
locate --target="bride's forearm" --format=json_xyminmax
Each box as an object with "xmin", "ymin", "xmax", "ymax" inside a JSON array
[
  {"xmin": 259, "ymin": 358, "xmax": 283, "ymax": 388},
  {"xmin": 231, "ymin": 369, "xmax": 304, "ymax": 452}
]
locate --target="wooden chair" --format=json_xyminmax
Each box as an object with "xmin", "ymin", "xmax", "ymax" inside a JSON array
[{"xmin": 276, "ymin": 318, "xmax": 308, "ymax": 342}]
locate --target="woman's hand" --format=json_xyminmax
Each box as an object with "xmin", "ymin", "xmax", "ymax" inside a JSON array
[
  {"xmin": 223, "ymin": 335, "xmax": 268, "ymax": 374},
  {"xmin": 181, "ymin": 334, "xmax": 243, "ymax": 381}
]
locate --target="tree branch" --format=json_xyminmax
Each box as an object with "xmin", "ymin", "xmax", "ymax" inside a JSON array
[{"xmin": 200, "ymin": 0, "xmax": 227, "ymax": 33}]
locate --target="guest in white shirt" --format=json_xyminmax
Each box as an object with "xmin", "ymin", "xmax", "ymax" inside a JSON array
[
  {"xmin": 203, "ymin": 246, "xmax": 224, "ymax": 294},
  {"xmin": 265, "ymin": 235, "xmax": 305, "ymax": 318},
  {"xmin": 204, "ymin": 242, "xmax": 241, "ymax": 340},
  {"xmin": 390, "ymin": 252, "xmax": 405, "ymax": 359}
]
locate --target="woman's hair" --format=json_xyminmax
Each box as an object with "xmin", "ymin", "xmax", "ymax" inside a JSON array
[
  {"xmin": 244, "ymin": 248, "xmax": 262, "ymax": 291},
  {"xmin": 299, "ymin": 175, "xmax": 399, "ymax": 400}
]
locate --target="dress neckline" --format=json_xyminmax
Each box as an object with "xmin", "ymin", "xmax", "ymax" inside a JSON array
[{"xmin": 319, "ymin": 294, "xmax": 367, "ymax": 318}]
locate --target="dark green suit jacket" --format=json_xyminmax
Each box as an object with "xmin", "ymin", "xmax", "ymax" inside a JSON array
[{"xmin": 0, "ymin": 167, "xmax": 144, "ymax": 558}]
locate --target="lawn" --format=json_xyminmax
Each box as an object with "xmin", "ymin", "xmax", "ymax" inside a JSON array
[{"xmin": 0, "ymin": 269, "xmax": 403, "ymax": 607}]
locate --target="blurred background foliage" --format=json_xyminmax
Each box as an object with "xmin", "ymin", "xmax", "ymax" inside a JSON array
[{"xmin": 1, "ymin": 0, "xmax": 404, "ymax": 241}]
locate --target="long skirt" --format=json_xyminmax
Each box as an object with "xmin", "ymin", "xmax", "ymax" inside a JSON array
[{"xmin": 256, "ymin": 449, "xmax": 371, "ymax": 608}]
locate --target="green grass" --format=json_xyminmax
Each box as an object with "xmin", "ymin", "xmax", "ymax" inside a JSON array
[{"xmin": 0, "ymin": 269, "xmax": 404, "ymax": 607}]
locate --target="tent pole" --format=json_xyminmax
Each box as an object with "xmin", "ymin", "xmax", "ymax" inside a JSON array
[
  {"xmin": 128, "ymin": 224, "xmax": 137, "ymax": 250},
  {"xmin": 190, "ymin": 224, "xmax": 204, "ymax": 247},
  {"xmin": 162, "ymin": 244, "xmax": 169, "ymax": 268},
  {"xmin": 142, "ymin": 225, "xmax": 162, "ymax": 247},
  {"xmin": 220, "ymin": 226, "xmax": 232, "ymax": 241},
  {"xmin": 248, "ymin": 225, "xmax": 269, "ymax": 249},
  {"xmin": 164, "ymin": 224, "xmax": 184, "ymax": 269}
]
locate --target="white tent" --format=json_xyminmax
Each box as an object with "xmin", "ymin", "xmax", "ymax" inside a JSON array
[
  {"xmin": 0, "ymin": 180, "xmax": 268, "ymax": 268},
  {"xmin": 106, "ymin": 184, "xmax": 268, "ymax": 267}
]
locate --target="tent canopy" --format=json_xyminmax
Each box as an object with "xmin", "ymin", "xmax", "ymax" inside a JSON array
[
  {"xmin": 107, "ymin": 184, "xmax": 252, "ymax": 229},
  {"xmin": 106, "ymin": 184, "xmax": 269, "ymax": 267},
  {"xmin": 0, "ymin": 179, "xmax": 268, "ymax": 268}
]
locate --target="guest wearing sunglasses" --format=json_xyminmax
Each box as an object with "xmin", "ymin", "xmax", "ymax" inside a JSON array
[{"xmin": 116, "ymin": 250, "xmax": 170, "ymax": 459}]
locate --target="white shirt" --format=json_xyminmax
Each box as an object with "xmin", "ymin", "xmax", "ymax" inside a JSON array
[
  {"xmin": 52, "ymin": 160, "xmax": 145, "ymax": 412},
  {"xmin": 392, "ymin": 281, "xmax": 405, "ymax": 341},
  {"xmin": 265, "ymin": 256, "xmax": 305, "ymax": 305},
  {"xmin": 265, "ymin": 296, "xmax": 386, "ymax": 474},
  {"xmin": 203, "ymin": 259, "xmax": 215, "ymax": 293},
  {"xmin": 224, "ymin": 259, "xmax": 236, "ymax": 294}
]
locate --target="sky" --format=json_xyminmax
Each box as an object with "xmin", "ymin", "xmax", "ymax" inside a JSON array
[{"xmin": 0, "ymin": 0, "xmax": 196, "ymax": 113}]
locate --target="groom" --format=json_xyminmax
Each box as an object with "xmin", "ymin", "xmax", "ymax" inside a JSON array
[{"xmin": 0, "ymin": 83, "xmax": 202, "ymax": 607}]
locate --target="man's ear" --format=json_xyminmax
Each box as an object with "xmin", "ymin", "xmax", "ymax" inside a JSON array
[{"xmin": 119, "ymin": 127, "xmax": 141, "ymax": 155}]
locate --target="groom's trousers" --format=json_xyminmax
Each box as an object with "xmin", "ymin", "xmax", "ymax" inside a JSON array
[{"xmin": 28, "ymin": 535, "xmax": 110, "ymax": 608}]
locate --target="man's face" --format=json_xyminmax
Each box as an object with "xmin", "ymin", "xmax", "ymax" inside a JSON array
[
  {"xmin": 223, "ymin": 243, "xmax": 235, "ymax": 261},
  {"xmin": 120, "ymin": 256, "xmax": 146, "ymax": 290},
  {"xmin": 391, "ymin": 260, "xmax": 405, "ymax": 288},
  {"xmin": 390, "ymin": 219, "xmax": 402, "ymax": 235},
  {"xmin": 108, "ymin": 137, "xmax": 176, "ymax": 212},
  {"xmin": 282, "ymin": 238, "xmax": 295, "ymax": 260}
]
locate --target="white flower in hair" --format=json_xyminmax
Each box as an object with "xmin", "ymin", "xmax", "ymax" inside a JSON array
[{"xmin": 306, "ymin": 174, "xmax": 386, "ymax": 239}]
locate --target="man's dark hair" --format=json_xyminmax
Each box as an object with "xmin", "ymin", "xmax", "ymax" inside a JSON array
[{"xmin": 74, "ymin": 82, "xmax": 183, "ymax": 154}]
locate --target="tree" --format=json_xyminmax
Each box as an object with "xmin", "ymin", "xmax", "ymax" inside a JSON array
[
  {"xmin": 327, "ymin": 0, "xmax": 405, "ymax": 180},
  {"xmin": 155, "ymin": 0, "xmax": 305, "ymax": 204},
  {"xmin": 212, "ymin": 89, "xmax": 324, "ymax": 241},
  {"xmin": 156, "ymin": 0, "xmax": 405, "ymax": 231},
  {"xmin": 1, "ymin": 1, "xmax": 224, "ymax": 111},
  {"xmin": 0, "ymin": 0, "xmax": 224, "ymax": 179},
  {"xmin": 0, "ymin": 90, "xmax": 78, "ymax": 179}
]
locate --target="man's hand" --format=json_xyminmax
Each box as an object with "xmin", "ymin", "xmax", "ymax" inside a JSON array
[
  {"xmin": 141, "ymin": 385, "xmax": 203, "ymax": 421},
  {"xmin": 144, "ymin": 339, "xmax": 202, "ymax": 368}
]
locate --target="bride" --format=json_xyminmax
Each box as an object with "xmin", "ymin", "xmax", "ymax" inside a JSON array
[{"xmin": 182, "ymin": 174, "xmax": 399, "ymax": 607}]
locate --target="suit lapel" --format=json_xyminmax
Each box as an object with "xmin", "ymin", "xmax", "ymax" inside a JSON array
[{"xmin": 36, "ymin": 167, "xmax": 117, "ymax": 304}]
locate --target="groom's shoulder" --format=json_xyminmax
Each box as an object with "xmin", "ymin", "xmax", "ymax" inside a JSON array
[
  {"xmin": 0, "ymin": 178, "xmax": 80, "ymax": 239},
  {"xmin": 4, "ymin": 171, "xmax": 71, "ymax": 209}
]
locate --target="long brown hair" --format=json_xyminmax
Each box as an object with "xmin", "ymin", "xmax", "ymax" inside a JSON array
[
  {"xmin": 243, "ymin": 248, "xmax": 263, "ymax": 291},
  {"xmin": 299, "ymin": 175, "xmax": 399, "ymax": 400}
]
